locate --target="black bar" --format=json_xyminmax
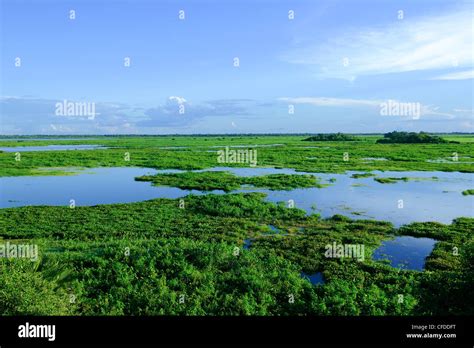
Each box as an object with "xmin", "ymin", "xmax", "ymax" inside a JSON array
[{"xmin": 0, "ymin": 316, "xmax": 472, "ymax": 346}]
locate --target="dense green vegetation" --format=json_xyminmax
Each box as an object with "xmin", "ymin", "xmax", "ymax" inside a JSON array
[
  {"xmin": 374, "ymin": 177, "xmax": 409, "ymax": 184},
  {"xmin": 462, "ymin": 189, "xmax": 474, "ymax": 196},
  {"xmin": 303, "ymin": 133, "xmax": 357, "ymax": 141},
  {"xmin": 376, "ymin": 131, "xmax": 450, "ymax": 144},
  {"xmin": 351, "ymin": 173, "xmax": 376, "ymax": 179},
  {"xmin": 1, "ymin": 134, "xmax": 473, "ymax": 177},
  {"xmin": 0, "ymin": 193, "xmax": 473, "ymax": 316},
  {"xmin": 136, "ymin": 171, "xmax": 323, "ymax": 192},
  {"xmin": 373, "ymin": 176, "xmax": 439, "ymax": 184},
  {"xmin": 0, "ymin": 134, "xmax": 472, "ymax": 316}
]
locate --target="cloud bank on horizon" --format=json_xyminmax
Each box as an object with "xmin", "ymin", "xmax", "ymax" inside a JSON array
[{"xmin": 1, "ymin": 0, "xmax": 472, "ymax": 134}]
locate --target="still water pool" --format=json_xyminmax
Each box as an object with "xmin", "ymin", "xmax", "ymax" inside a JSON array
[
  {"xmin": 0, "ymin": 145, "xmax": 108, "ymax": 152},
  {"xmin": 1, "ymin": 167, "xmax": 472, "ymax": 227},
  {"xmin": 372, "ymin": 236, "xmax": 437, "ymax": 270}
]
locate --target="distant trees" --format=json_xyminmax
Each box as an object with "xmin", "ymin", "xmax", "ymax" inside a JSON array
[
  {"xmin": 303, "ymin": 133, "xmax": 357, "ymax": 141},
  {"xmin": 376, "ymin": 131, "xmax": 449, "ymax": 144},
  {"xmin": 303, "ymin": 131, "xmax": 455, "ymax": 143}
]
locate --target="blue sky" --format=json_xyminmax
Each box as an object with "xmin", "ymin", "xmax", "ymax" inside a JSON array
[{"xmin": 1, "ymin": 0, "xmax": 472, "ymax": 134}]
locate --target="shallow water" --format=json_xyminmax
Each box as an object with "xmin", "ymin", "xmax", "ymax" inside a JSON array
[
  {"xmin": 267, "ymin": 225, "xmax": 280, "ymax": 233},
  {"xmin": 229, "ymin": 168, "xmax": 473, "ymax": 226},
  {"xmin": 1, "ymin": 166, "xmax": 472, "ymax": 226},
  {"xmin": 243, "ymin": 239, "xmax": 252, "ymax": 250},
  {"xmin": 0, "ymin": 137, "xmax": 100, "ymax": 141},
  {"xmin": 426, "ymin": 158, "xmax": 474, "ymax": 164},
  {"xmin": 301, "ymin": 272, "xmax": 324, "ymax": 285},
  {"xmin": 372, "ymin": 236, "xmax": 437, "ymax": 270},
  {"xmin": 0, "ymin": 167, "xmax": 208, "ymax": 207},
  {"xmin": 0, "ymin": 145, "xmax": 108, "ymax": 152}
]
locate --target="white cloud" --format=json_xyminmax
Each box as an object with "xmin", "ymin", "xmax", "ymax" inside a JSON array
[
  {"xmin": 168, "ymin": 96, "xmax": 187, "ymax": 104},
  {"xmin": 432, "ymin": 69, "xmax": 474, "ymax": 80},
  {"xmin": 283, "ymin": 6, "xmax": 473, "ymax": 79},
  {"xmin": 279, "ymin": 97, "xmax": 380, "ymax": 107},
  {"xmin": 49, "ymin": 124, "xmax": 72, "ymax": 132},
  {"xmin": 0, "ymin": 96, "xmax": 141, "ymax": 134},
  {"xmin": 279, "ymin": 97, "xmax": 455, "ymax": 119}
]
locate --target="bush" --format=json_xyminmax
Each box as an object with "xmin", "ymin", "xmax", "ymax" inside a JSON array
[
  {"xmin": 0, "ymin": 259, "xmax": 72, "ymax": 315},
  {"xmin": 303, "ymin": 133, "xmax": 356, "ymax": 141},
  {"xmin": 376, "ymin": 131, "xmax": 448, "ymax": 144}
]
